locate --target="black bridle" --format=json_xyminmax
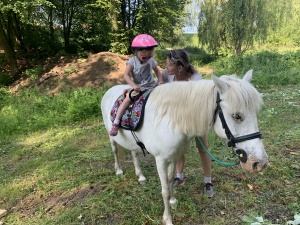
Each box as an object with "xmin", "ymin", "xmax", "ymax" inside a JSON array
[{"xmin": 215, "ymin": 92, "xmax": 263, "ymax": 163}]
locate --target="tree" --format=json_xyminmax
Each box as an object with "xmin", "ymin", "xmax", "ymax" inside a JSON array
[
  {"xmin": 0, "ymin": 0, "xmax": 54, "ymax": 80},
  {"xmin": 266, "ymin": 0, "xmax": 300, "ymax": 46},
  {"xmin": 198, "ymin": 0, "xmax": 270, "ymax": 56},
  {"xmin": 135, "ymin": 0, "xmax": 187, "ymax": 46},
  {"xmin": 0, "ymin": 6, "xmax": 19, "ymax": 79},
  {"xmin": 97, "ymin": 0, "xmax": 188, "ymax": 54}
]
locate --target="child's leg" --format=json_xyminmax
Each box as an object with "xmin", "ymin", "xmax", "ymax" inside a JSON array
[
  {"xmin": 115, "ymin": 95, "xmax": 131, "ymax": 121},
  {"xmin": 110, "ymin": 95, "xmax": 131, "ymax": 136}
]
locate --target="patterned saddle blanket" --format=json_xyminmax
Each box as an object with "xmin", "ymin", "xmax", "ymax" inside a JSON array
[{"xmin": 110, "ymin": 89, "xmax": 152, "ymax": 131}]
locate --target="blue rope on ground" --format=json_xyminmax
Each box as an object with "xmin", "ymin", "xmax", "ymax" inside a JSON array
[{"xmin": 196, "ymin": 136, "xmax": 239, "ymax": 167}]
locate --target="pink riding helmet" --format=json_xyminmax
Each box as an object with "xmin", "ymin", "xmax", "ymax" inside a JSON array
[{"xmin": 131, "ymin": 34, "xmax": 158, "ymax": 49}]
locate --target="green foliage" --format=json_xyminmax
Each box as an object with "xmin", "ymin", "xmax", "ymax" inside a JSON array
[
  {"xmin": 64, "ymin": 88, "xmax": 102, "ymax": 122},
  {"xmin": 198, "ymin": 0, "xmax": 273, "ymax": 56},
  {"xmin": 110, "ymin": 41, "xmax": 128, "ymax": 55},
  {"xmin": 212, "ymin": 50, "xmax": 300, "ymax": 89},
  {"xmin": 0, "ymin": 73, "xmax": 13, "ymax": 86},
  {"xmin": 25, "ymin": 66, "xmax": 43, "ymax": 80},
  {"xmin": 135, "ymin": 0, "xmax": 187, "ymax": 48},
  {"xmin": 0, "ymin": 86, "xmax": 106, "ymax": 143},
  {"xmin": 72, "ymin": 3, "xmax": 112, "ymax": 53},
  {"xmin": 155, "ymin": 47, "xmax": 215, "ymax": 69},
  {"xmin": 183, "ymin": 46, "xmax": 216, "ymax": 65},
  {"xmin": 154, "ymin": 49, "xmax": 169, "ymax": 67},
  {"xmin": 0, "ymin": 87, "xmax": 9, "ymax": 106},
  {"xmin": 21, "ymin": 23, "xmax": 63, "ymax": 54}
]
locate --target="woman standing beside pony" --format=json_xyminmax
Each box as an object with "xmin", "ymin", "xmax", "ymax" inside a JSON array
[{"xmin": 162, "ymin": 49, "xmax": 214, "ymax": 197}]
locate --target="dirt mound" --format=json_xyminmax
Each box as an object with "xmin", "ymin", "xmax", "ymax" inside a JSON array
[
  {"xmin": 10, "ymin": 51, "xmax": 213, "ymax": 94},
  {"xmin": 11, "ymin": 52, "xmax": 130, "ymax": 93}
]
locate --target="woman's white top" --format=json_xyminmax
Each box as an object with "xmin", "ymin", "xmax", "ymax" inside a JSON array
[{"xmin": 161, "ymin": 68, "xmax": 202, "ymax": 83}]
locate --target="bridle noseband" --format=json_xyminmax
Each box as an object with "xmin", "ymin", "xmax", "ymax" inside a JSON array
[{"xmin": 214, "ymin": 92, "xmax": 263, "ymax": 163}]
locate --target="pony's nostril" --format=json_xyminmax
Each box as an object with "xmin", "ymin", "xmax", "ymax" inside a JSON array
[
  {"xmin": 253, "ymin": 162, "xmax": 264, "ymax": 172},
  {"xmin": 252, "ymin": 162, "xmax": 259, "ymax": 170}
]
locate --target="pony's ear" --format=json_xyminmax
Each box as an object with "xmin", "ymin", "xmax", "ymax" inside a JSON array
[
  {"xmin": 212, "ymin": 74, "xmax": 228, "ymax": 94},
  {"xmin": 243, "ymin": 69, "xmax": 253, "ymax": 82}
]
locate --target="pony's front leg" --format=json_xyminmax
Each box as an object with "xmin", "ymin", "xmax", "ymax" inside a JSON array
[
  {"xmin": 131, "ymin": 151, "xmax": 146, "ymax": 184},
  {"xmin": 110, "ymin": 138, "xmax": 123, "ymax": 175},
  {"xmin": 155, "ymin": 157, "xmax": 176, "ymax": 225}
]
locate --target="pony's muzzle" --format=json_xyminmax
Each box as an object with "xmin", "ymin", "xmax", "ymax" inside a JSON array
[{"xmin": 236, "ymin": 148, "xmax": 268, "ymax": 172}]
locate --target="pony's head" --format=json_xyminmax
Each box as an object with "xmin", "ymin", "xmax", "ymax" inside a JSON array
[{"xmin": 212, "ymin": 70, "xmax": 268, "ymax": 173}]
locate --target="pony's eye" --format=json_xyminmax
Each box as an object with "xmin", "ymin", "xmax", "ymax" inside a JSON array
[{"xmin": 232, "ymin": 112, "xmax": 243, "ymax": 122}]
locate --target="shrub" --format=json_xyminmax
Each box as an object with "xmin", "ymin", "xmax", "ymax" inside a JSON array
[{"xmin": 212, "ymin": 50, "xmax": 300, "ymax": 90}]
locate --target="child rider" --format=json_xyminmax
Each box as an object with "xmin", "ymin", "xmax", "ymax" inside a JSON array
[{"xmin": 109, "ymin": 34, "xmax": 164, "ymax": 136}]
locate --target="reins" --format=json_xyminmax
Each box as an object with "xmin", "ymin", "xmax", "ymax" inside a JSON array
[{"xmin": 196, "ymin": 136, "xmax": 239, "ymax": 167}]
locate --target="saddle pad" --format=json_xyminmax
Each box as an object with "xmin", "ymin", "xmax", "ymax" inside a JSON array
[{"xmin": 110, "ymin": 89, "xmax": 152, "ymax": 131}]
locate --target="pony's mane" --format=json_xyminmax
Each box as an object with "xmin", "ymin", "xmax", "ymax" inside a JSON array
[
  {"xmin": 149, "ymin": 80, "xmax": 216, "ymax": 136},
  {"xmin": 148, "ymin": 75, "xmax": 263, "ymax": 136},
  {"xmin": 219, "ymin": 75, "xmax": 263, "ymax": 114}
]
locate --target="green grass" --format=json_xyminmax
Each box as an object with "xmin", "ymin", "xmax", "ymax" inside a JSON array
[{"xmin": 0, "ymin": 52, "xmax": 300, "ymax": 224}]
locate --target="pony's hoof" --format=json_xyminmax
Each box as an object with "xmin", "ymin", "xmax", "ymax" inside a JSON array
[
  {"xmin": 163, "ymin": 218, "xmax": 174, "ymax": 225},
  {"xmin": 170, "ymin": 197, "xmax": 177, "ymax": 209},
  {"xmin": 138, "ymin": 176, "xmax": 146, "ymax": 185},
  {"xmin": 116, "ymin": 169, "xmax": 123, "ymax": 175}
]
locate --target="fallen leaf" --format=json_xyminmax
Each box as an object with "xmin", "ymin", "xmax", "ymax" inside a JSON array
[{"xmin": 247, "ymin": 184, "xmax": 254, "ymax": 190}]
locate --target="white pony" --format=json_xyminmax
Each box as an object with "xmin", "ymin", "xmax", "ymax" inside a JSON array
[{"xmin": 101, "ymin": 70, "xmax": 268, "ymax": 225}]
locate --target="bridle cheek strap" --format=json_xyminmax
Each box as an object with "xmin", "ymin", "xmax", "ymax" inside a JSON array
[{"xmin": 216, "ymin": 92, "xmax": 263, "ymax": 148}]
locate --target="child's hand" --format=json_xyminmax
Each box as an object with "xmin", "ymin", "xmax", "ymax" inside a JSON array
[
  {"xmin": 158, "ymin": 81, "xmax": 164, "ymax": 85},
  {"xmin": 122, "ymin": 88, "xmax": 131, "ymax": 97},
  {"xmin": 132, "ymin": 85, "xmax": 141, "ymax": 92}
]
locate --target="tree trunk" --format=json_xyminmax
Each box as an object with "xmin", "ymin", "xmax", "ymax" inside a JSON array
[
  {"xmin": 13, "ymin": 12, "xmax": 27, "ymax": 53},
  {"xmin": 49, "ymin": 8, "xmax": 55, "ymax": 41},
  {"xmin": 234, "ymin": 43, "xmax": 242, "ymax": 56},
  {"xmin": 0, "ymin": 12, "xmax": 19, "ymax": 79},
  {"xmin": 109, "ymin": 0, "xmax": 119, "ymax": 42}
]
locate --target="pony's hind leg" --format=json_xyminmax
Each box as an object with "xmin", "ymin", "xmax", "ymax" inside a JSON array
[
  {"xmin": 131, "ymin": 151, "xmax": 146, "ymax": 184},
  {"xmin": 168, "ymin": 161, "xmax": 177, "ymax": 208},
  {"xmin": 110, "ymin": 138, "xmax": 123, "ymax": 175}
]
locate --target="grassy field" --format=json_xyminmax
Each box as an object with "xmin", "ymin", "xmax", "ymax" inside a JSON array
[{"xmin": 0, "ymin": 52, "xmax": 300, "ymax": 224}]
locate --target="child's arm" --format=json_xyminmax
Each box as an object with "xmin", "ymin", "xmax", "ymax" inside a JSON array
[
  {"xmin": 153, "ymin": 66, "xmax": 164, "ymax": 85},
  {"xmin": 123, "ymin": 63, "xmax": 140, "ymax": 92}
]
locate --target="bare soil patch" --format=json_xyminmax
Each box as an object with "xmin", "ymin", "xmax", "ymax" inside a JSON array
[
  {"xmin": 11, "ymin": 52, "xmax": 130, "ymax": 94},
  {"xmin": 9, "ymin": 51, "xmax": 212, "ymax": 94},
  {"xmin": 12, "ymin": 185, "xmax": 105, "ymax": 217}
]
